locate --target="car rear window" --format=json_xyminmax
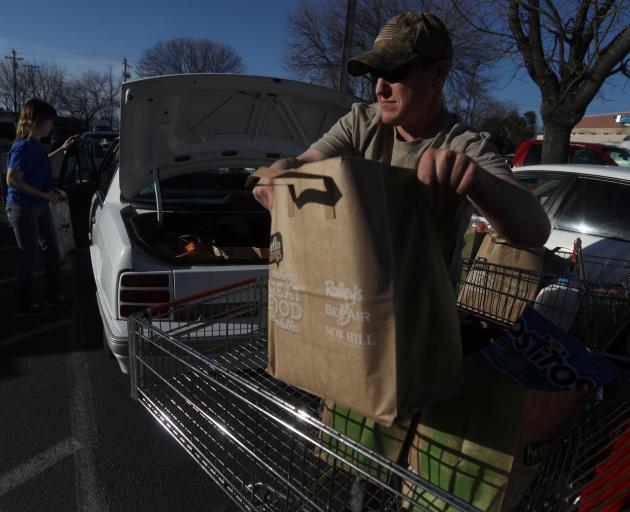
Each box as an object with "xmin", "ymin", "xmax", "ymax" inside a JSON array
[
  {"xmin": 554, "ymin": 178, "xmax": 630, "ymax": 242},
  {"xmin": 133, "ymin": 168, "xmax": 264, "ymax": 209},
  {"xmin": 515, "ymin": 174, "xmax": 564, "ymax": 207},
  {"xmin": 569, "ymin": 148, "xmax": 608, "ymax": 165}
]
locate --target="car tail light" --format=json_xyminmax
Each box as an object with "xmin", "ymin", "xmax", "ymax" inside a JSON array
[{"xmin": 118, "ymin": 272, "xmax": 171, "ymax": 318}]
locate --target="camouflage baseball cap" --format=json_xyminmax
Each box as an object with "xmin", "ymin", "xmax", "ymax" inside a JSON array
[{"xmin": 347, "ymin": 12, "xmax": 453, "ymax": 76}]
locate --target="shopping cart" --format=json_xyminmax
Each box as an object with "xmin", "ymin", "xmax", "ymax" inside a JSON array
[
  {"xmin": 457, "ymin": 244, "xmax": 630, "ymax": 353},
  {"xmin": 128, "ymin": 278, "xmax": 485, "ymax": 512}
]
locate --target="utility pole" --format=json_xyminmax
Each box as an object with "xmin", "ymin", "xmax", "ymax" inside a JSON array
[
  {"xmin": 338, "ymin": 0, "xmax": 357, "ymax": 93},
  {"xmin": 122, "ymin": 57, "xmax": 132, "ymax": 82},
  {"xmin": 4, "ymin": 49, "xmax": 24, "ymax": 120}
]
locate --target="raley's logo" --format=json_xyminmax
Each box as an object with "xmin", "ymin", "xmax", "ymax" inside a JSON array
[{"xmin": 269, "ymin": 233, "xmax": 283, "ymax": 266}]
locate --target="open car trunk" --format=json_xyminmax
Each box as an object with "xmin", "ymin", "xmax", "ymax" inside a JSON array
[{"xmin": 122, "ymin": 207, "xmax": 270, "ymax": 266}]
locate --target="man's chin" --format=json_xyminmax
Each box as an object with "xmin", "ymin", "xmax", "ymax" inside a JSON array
[{"xmin": 380, "ymin": 113, "xmax": 399, "ymax": 126}]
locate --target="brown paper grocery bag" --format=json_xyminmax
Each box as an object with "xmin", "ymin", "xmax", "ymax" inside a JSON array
[
  {"xmin": 458, "ymin": 235, "xmax": 568, "ymax": 324},
  {"xmin": 251, "ymin": 157, "xmax": 462, "ymax": 426},
  {"xmin": 404, "ymin": 367, "xmax": 588, "ymax": 511}
]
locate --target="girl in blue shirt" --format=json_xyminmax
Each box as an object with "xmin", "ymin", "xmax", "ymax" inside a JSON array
[{"xmin": 5, "ymin": 98, "xmax": 76, "ymax": 316}]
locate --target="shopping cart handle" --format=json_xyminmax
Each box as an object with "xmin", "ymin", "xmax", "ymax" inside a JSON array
[{"xmin": 146, "ymin": 278, "xmax": 259, "ymax": 316}]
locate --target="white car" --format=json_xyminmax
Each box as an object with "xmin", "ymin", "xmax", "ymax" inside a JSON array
[
  {"xmin": 89, "ymin": 74, "xmax": 354, "ymax": 373},
  {"xmin": 512, "ymin": 164, "xmax": 630, "ymax": 280}
]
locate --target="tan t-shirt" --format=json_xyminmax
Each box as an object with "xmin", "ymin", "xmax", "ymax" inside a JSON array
[{"xmin": 310, "ymin": 102, "xmax": 513, "ymax": 283}]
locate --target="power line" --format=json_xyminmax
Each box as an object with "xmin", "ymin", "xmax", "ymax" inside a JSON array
[{"xmin": 0, "ymin": 46, "xmax": 131, "ymax": 62}]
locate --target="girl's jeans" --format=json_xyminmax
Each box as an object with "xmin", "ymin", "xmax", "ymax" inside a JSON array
[{"xmin": 6, "ymin": 203, "xmax": 63, "ymax": 307}]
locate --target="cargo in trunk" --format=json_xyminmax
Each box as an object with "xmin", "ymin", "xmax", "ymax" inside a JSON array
[{"xmin": 122, "ymin": 208, "xmax": 270, "ymax": 265}]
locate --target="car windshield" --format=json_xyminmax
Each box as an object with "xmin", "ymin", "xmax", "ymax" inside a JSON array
[
  {"xmin": 132, "ymin": 167, "xmax": 262, "ymax": 208},
  {"xmin": 554, "ymin": 178, "xmax": 630, "ymax": 242},
  {"xmin": 604, "ymin": 147, "xmax": 630, "ymax": 167}
]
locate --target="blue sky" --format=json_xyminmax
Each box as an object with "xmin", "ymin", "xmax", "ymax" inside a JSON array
[{"xmin": 1, "ymin": 0, "xmax": 627, "ymax": 117}]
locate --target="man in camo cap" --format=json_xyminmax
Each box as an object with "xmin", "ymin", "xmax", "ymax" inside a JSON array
[{"xmin": 254, "ymin": 11, "xmax": 550, "ymax": 280}]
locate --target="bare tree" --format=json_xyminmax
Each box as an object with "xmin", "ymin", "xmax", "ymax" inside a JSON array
[
  {"xmin": 453, "ymin": 0, "xmax": 630, "ymax": 163},
  {"xmin": 283, "ymin": 0, "xmax": 501, "ymax": 108},
  {"xmin": 61, "ymin": 71, "xmax": 114, "ymax": 127},
  {"xmin": 136, "ymin": 37, "xmax": 244, "ymax": 77},
  {"xmin": 0, "ymin": 60, "xmax": 66, "ymax": 113},
  {"xmin": 0, "ymin": 60, "xmax": 16, "ymax": 112}
]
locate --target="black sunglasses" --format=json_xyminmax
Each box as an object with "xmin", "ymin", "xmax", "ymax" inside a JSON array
[
  {"xmin": 367, "ymin": 58, "xmax": 440, "ymax": 85},
  {"xmin": 367, "ymin": 62, "xmax": 415, "ymax": 85}
]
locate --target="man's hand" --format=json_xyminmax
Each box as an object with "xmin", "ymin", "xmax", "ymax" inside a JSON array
[
  {"xmin": 252, "ymin": 157, "xmax": 305, "ymax": 211},
  {"xmin": 416, "ymin": 148, "xmax": 484, "ymax": 213}
]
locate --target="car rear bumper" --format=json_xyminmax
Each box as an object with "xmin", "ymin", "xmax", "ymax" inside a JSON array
[{"xmin": 96, "ymin": 290, "xmax": 129, "ymax": 373}]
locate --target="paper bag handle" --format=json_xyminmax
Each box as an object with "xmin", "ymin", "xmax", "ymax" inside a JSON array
[{"xmin": 247, "ymin": 166, "xmax": 340, "ymax": 220}]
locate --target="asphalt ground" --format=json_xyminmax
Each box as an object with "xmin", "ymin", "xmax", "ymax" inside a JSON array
[{"xmin": 0, "ymin": 210, "xmax": 236, "ymax": 512}]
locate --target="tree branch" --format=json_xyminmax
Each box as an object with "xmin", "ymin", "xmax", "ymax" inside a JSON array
[{"xmin": 573, "ymin": 23, "xmax": 630, "ymax": 106}]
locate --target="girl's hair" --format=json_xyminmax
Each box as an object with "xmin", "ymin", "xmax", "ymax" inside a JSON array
[{"xmin": 15, "ymin": 98, "xmax": 57, "ymax": 139}]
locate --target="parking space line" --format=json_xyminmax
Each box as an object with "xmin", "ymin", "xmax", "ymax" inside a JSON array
[
  {"xmin": 0, "ymin": 437, "xmax": 82, "ymax": 497},
  {"xmin": 66, "ymin": 307, "xmax": 108, "ymax": 511},
  {"xmin": 0, "ymin": 319, "xmax": 72, "ymax": 347}
]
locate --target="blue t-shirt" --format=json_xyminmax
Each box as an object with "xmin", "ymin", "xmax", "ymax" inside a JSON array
[{"xmin": 7, "ymin": 138, "xmax": 52, "ymax": 208}]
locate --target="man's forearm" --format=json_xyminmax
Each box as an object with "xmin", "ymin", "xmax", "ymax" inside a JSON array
[{"xmin": 470, "ymin": 172, "xmax": 551, "ymax": 248}]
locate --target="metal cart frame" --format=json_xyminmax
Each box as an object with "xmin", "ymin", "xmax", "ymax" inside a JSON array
[{"xmin": 129, "ymin": 247, "xmax": 629, "ymax": 511}]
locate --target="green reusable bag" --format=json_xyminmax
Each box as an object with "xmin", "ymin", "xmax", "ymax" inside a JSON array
[
  {"xmin": 319, "ymin": 402, "xmax": 411, "ymax": 481},
  {"xmin": 404, "ymin": 367, "xmax": 586, "ymax": 512}
]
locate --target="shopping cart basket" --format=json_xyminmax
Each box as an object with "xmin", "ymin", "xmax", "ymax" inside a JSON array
[
  {"xmin": 457, "ymin": 248, "xmax": 630, "ymax": 351},
  {"xmin": 519, "ymin": 382, "xmax": 629, "ymax": 511},
  {"xmin": 128, "ymin": 278, "xmax": 482, "ymax": 512}
]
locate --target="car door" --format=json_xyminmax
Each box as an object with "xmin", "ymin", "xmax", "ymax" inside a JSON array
[
  {"xmin": 89, "ymin": 140, "xmax": 119, "ymax": 244},
  {"xmin": 58, "ymin": 140, "xmax": 98, "ymax": 246},
  {"xmin": 547, "ymin": 176, "xmax": 630, "ymax": 282}
]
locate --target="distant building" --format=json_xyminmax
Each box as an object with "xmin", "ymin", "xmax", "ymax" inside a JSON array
[{"xmin": 571, "ymin": 111, "xmax": 630, "ymax": 143}]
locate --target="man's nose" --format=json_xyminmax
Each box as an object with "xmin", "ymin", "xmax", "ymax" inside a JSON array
[{"xmin": 374, "ymin": 78, "xmax": 391, "ymax": 98}]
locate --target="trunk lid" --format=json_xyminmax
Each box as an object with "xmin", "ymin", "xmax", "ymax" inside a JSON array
[{"xmin": 119, "ymin": 74, "xmax": 356, "ymax": 199}]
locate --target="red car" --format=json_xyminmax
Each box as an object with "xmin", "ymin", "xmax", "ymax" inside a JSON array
[{"xmin": 512, "ymin": 140, "xmax": 630, "ymax": 167}]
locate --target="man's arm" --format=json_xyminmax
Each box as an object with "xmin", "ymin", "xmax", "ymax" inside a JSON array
[
  {"xmin": 417, "ymin": 148, "xmax": 550, "ymax": 248},
  {"xmin": 252, "ymin": 147, "xmax": 326, "ymax": 210},
  {"xmin": 469, "ymin": 172, "xmax": 550, "ymax": 247}
]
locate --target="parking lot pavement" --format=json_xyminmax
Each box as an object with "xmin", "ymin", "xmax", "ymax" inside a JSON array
[{"xmin": 0, "ymin": 213, "xmax": 234, "ymax": 511}]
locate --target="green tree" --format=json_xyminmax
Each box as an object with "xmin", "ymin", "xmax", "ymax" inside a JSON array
[{"xmin": 479, "ymin": 109, "xmax": 538, "ymax": 154}]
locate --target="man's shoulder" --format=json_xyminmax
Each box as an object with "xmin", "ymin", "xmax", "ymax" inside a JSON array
[
  {"xmin": 348, "ymin": 102, "xmax": 380, "ymax": 123},
  {"xmin": 440, "ymin": 113, "xmax": 493, "ymax": 152}
]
